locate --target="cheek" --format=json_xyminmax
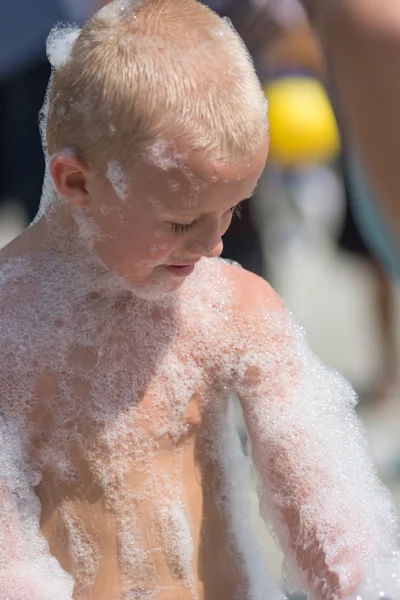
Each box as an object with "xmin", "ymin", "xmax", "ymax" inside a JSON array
[
  {"xmin": 138, "ymin": 228, "xmax": 180, "ymax": 263},
  {"xmin": 95, "ymin": 220, "xmax": 180, "ymax": 270}
]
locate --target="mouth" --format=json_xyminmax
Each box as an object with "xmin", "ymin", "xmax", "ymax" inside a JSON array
[{"xmin": 163, "ymin": 263, "xmax": 197, "ymax": 277}]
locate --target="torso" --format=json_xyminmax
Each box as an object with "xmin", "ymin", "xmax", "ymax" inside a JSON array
[{"xmin": 0, "ymin": 249, "xmax": 259, "ymax": 600}]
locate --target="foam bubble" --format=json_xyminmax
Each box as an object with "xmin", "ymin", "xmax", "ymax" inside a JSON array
[
  {"xmin": 213, "ymin": 398, "xmax": 288, "ymax": 600},
  {"xmin": 0, "ymin": 418, "xmax": 75, "ymax": 598},
  {"xmin": 236, "ymin": 307, "xmax": 398, "ymax": 599},
  {"xmin": 149, "ymin": 243, "xmax": 168, "ymax": 256},
  {"xmin": 97, "ymin": 0, "xmax": 143, "ymax": 22},
  {"xmin": 106, "ymin": 161, "xmax": 130, "ymax": 204},
  {"xmin": 47, "ymin": 24, "xmax": 80, "ymax": 70},
  {"xmin": 2, "ymin": 0, "xmax": 398, "ymax": 596},
  {"xmin": 158, "ymin": 500, "xmax": 194, "ymax": 581},
  {"xmin": 0, "ymin": 250, "xmax": 398, "ymax": 598},
  {"xmin": 145, "ymin": 140, "xmax": 184, "ymax": 172},
  {"xmin": 352, "ymin": 551, "xmax": 400, "ymax": 600},
  {"xmin": 167, "ymin": 179, "xmax": 181, "ymax": 193}
]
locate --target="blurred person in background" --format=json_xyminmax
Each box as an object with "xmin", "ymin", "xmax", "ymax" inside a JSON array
[
  {"xmin": 298, "ymin": 0, "xmax": 400, "ymax": 277},
  {"xmin": 299, "ymin": 0, "xmax": 400, "ymax": 403},
  {"xmin": 338, "ymin": 164, "xmax": 398, "ymax": 405},
  {"xmin": 256, "ymin": 4, "xmax": 399, "ymax": 405},
  {"xmin": 0, "ymin": 1, "xmax": 95, "ymax": 236},
  {"xmin": 212, "ymin": 0, "xmax": 400, "ymax": 284},
  {"xmin": 201, "ymin": 1, "xmax": 312, "ymax": 277}
]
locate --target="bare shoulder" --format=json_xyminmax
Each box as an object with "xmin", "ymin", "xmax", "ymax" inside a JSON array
[{"xmin": 219, "ymin": 261, "xmax": 285, "ymax": 316}]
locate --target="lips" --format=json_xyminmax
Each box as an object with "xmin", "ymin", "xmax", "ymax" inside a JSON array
[{"xmin": 164, "ymin": 263, "xmax": 196, "ymax": 277}]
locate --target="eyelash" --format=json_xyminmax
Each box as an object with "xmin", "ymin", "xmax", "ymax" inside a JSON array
[
  {"xmin": 170, "ymin": 203, "xmax": 242, "ymax": 234},
  {"xmin": 170, "ymin": 222, "xmax": 196, "ymax": 234}
]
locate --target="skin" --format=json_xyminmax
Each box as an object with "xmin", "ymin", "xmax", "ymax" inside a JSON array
[
  {"xmin": 47, "ymin": 140, "xmax": 268, "ymax": 296},
  {"xmin": 0, "ymin": 129, "xmax": 382, "ymax": 600},
  {"xmin": 301, "ymin": 0, "xmax": 400, "ymax": 246},
  {"xmin": 0, "ymin": 135, "xmax": 276, "ymax": 600}
]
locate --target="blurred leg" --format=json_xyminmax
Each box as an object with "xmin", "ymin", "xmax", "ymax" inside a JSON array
[
  {"xmin": 339, "ymin": 162, "xmax": 398, "ymax": 404},
  {"xmin": 370, "ymin": 259, "xmax": 398, "ymax": 404}
]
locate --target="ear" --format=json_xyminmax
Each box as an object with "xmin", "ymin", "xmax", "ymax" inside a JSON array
[{"xmin": 49, "ymin": 152, "xmax": 91, "ymax": 207}]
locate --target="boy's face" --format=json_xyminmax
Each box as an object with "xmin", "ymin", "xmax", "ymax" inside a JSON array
[{"xmin": 78, "ymin": 136, "xmax": 269, "ymax": 297}]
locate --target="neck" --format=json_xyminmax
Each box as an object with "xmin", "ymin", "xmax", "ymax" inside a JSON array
[{"xmin": 0, "ymin": 198, "xmax": 85, "ymax": 261}]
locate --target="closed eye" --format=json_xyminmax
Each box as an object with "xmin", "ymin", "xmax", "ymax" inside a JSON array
[
  {"xmin": 169, "ymin": 202, "xmax": 242, "ymax": 234},
  {"xmin": 170, "ymin": 221, "xmax": 197, "ymax": 234}
]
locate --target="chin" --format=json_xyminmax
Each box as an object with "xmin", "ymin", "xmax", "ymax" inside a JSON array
[{"xmin": 120, "ymin": 270, "xmax": 185, "ymax": 302}]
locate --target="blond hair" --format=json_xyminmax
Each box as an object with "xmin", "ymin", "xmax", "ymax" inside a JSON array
[{"xmin": 45, "ymin": 0, "xmax": 268, "ymax": 171}]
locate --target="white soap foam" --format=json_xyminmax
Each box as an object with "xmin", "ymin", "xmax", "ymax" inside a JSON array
[
  {"xmin": 0, "ymin": 418, "xmax": 75, "ymax": 598},
  {"xmin": 47, "ymin": 24, "xmax": 80, "ymax": 70},
  {"xmin": 97, "ymin": 0, "xmax": 144, "ymax": 22},
  {"xmin": 106, "ymin": 161, "xmax": 130, "ymax": 204},
  {"xmin": 214, "ymin": 397, "xmax": 288, "ymax": 600},
  {"xmin": 236, "ymin": 308, "xmax": 398, "ymax": 600},
  {"xmin": 352, "ymin": 550, "xmax": 400, "ymax": 600},
  {"xmin": 3, "ymin": 1, "xmax": 398, "ymax": 598},
  {"xmin": 167, "ymin": 179, "xmax": 181, "ymax": 193},
  {"xmin": 0, "ymin": 245, "xmax": 399, "ymax": 599}
]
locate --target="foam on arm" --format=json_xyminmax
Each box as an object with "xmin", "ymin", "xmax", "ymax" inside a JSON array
[
  {"xmin": 0, "ymin": 416, "xmax": 74, "ymax": 600},
  {"xmin": 235, "ymin": 305, "xmax": 398, "ymax": 600}
]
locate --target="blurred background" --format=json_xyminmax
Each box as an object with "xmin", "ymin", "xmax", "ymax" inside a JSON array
[{"xmin": 1, "ymin": 0, "xmax": 400, "ymax": 591}]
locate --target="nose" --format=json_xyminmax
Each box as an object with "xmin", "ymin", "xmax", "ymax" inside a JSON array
[
  {"xmin": 185, "ymin": 221, "xmax": 224, "ymax": 259},
  {"xmin": 203, "ymin": 238, "xmax": 223, "ymax": 259}
]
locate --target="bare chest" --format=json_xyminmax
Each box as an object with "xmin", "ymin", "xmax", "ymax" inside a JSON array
[{"xmin": 2, "ymin": 329, "xmax": 222, "ymax": 478}]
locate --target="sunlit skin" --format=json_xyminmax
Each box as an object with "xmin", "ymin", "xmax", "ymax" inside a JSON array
[
  {"xmin": 0, "ymin": 128, "xmax": 368, "ymax": 600},
  {"xmin": 47, "ymin": 138, "xmax": 269, "ymax": 295},
  {"xmin": 0, "ymin": 136, "xmax": 290, "ymax": 600}
]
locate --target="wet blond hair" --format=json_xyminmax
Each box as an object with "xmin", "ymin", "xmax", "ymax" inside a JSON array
[{"xmin": 45, "ymin": 0, "xmax": 268, "ymax": 171}]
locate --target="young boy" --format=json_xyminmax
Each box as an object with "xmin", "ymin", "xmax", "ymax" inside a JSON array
[{"xmin": 0, "ymin": 1, "xmax": 399, "ymax": 599}]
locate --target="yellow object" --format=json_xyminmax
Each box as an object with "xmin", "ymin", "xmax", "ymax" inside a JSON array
[{"xmin": 265, "ymin": 77, "xmax": 341, "ymax": 167}]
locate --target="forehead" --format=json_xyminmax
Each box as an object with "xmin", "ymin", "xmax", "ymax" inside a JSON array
[{"xmin": 129, "ymin": 137, "xmax": 269, "ymax": 212}]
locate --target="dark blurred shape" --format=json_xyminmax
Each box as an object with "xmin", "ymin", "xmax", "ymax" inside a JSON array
[
  {"xmin": 0, "ymin": 2, "xmax": 93, "ymax": 224},
  {"xmin": 0, "ymin": 61, "xmax": 51, "ymax": 224},
  {"xmin": 222, "ymin": 202, "xmax": 265, "ymax": 276},
  {"xmin": 205, "ymin": 0, "xmax": 271, "ymax": 277}
]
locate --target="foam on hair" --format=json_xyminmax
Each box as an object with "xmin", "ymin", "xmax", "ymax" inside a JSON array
[{"xmin": 47, "ymin": 23, "xmax": 80, "ymax": 70}]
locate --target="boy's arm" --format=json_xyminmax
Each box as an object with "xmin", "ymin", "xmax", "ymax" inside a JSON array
[
  {"xmin": 0, "ymin": 417, "xmax": 74, "ymax": 599},
  {"xmin": 233, "ymin": 274, "xmax": 398, "ymax": 600}
]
